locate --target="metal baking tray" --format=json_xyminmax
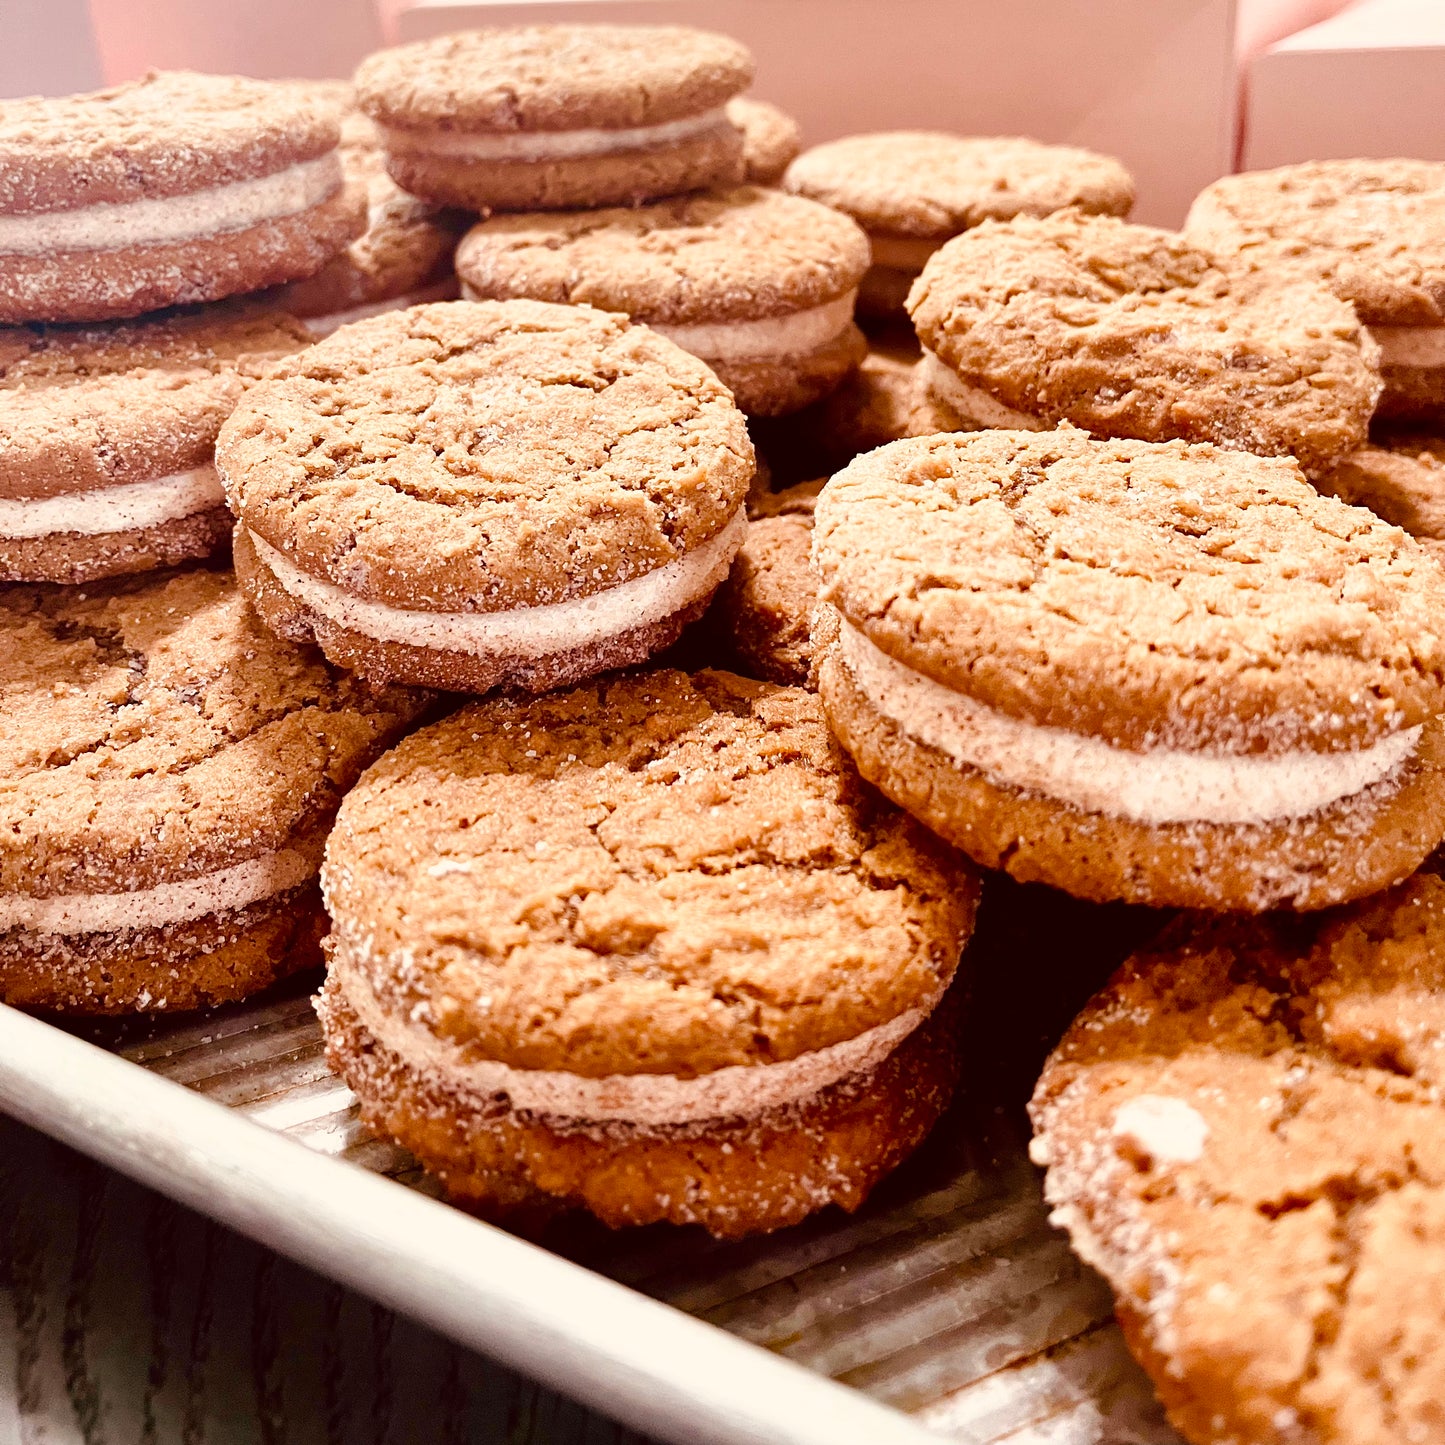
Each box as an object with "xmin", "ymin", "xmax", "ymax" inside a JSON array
[{"xmin": 0, "ymin": 877, "xmax": 1182, "ymax": 1445}]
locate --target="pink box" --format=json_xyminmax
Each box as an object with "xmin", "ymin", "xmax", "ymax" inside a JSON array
[{"xmin": 1245, "ymin": 0, "xmax": 1445, "ymax": 168}]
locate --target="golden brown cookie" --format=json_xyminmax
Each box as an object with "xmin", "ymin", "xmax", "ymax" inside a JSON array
[
  {"xmin": 908, "ymin": 210, "xmax": 1381, "ymax": 477},
  {"xmin": 1029, "ymin": 864, "xmax": 1445, "ymax": 1445},
  {"xmin": 811, "ymin": 429, "xmax": 1445, "ymax": 911},
  {"xmin": 318, "ymin": 668, "xmax": 980, "ymax": 1237},
  {"xmin": 727, "ymin": 97, "xmax": 801, "ymax": 185},
  {"xmin": 0, "ymin": 564, "xmax": 425, "ymax": 1015},
  {"xmin": 218, "ymin": 299, "xmax": 754, "ymax": 694},
  {"xmin": 1317, "ymin": 429, "xmax": 1445, "ymax": 567},
  {"xmin": 1187, "ymin": 160, "xmax": 1445, "ymax": 423},
  {"xmin": 258, "ymin": 97, "xmax": 465, "ymax": 335},
  {"xmin": 0, "ymin": 72, "xmax": 366, "ymax": 324},
  {"xmin": 0, "ymin": 304, "xmax": 312, "ymax": 584},
  {"xmin": 456, "ymin": 187, "xmax": 869, "ymax": 416},
  {"xmin": 705, "ymin": 480, "xmax": 824, "ymax": 685},
  {"xmin": 355, "ymin": 26, "xmax": 752, "ymax": 212},
  {"xmin": 783, "ymin": 133, "xmax": 1134, "ymax": 318}
]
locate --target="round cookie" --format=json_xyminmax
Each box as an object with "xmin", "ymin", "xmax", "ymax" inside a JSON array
[
  {"xmin": 908, "ymin": 209, "xmax": 1381, "ymax": 477},
  {"xmin": 318, "ymin": 668, "xmax": 980, "ymax": 1237},
  {"xmin": 0, "ymin": 304, "xmax": 313, "ymax": 585},
  {"xmin": 455, "ymin": 187, "xmax": 869, "ymax": 416},
  {"xmin": 0, "ymin": 72, "xmax": 367, "ymax": 325},
  {"xmin": 0, "ymin": 564, "xmax": 424, "ymax": 1015},
  {"xmin": 1029, "ymin": 864, "xmax": 1445, "ymax": 1445},
  {"xmin": 355, "ymin": 26, "xmax": 752, "ymax": 213},
  {"xmin": 783, "ymin": 132, "xmax": 1134, "ymax": 318},
  {"xmin": 260, "ymin": 98, "xmax": 466, "ymax": 336},
  {"xmin": 727, "ymin": 96, "xmax": 801, "ymax": 186},
  {"xmin": 706, "ymin": 479, "xmax": 824, "ymax": 686},
  {"xmin": 811, "ymin": 428, "xmax": 1445, "ymax": 912},
  {"xmin": 1186, "ymin": 160, "xmax": 1445, "ymax": 423},
  {"xmin": 218, "ymin": 299, "xmax": 754, "ymax": 693},
  {"xmin": 1318, "ymin": 430, "xmax": 1445, "ymax": 567}
]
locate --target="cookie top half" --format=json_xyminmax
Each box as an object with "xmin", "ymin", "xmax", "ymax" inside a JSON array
[
  {"xmin": 783, "ymin": 132, "xmax": 1134, "ymax": 238},
  {"xmin": 324, "ymin": 669, "xmax": 978, "ymax": 1078},
  {"xmin": 455, "ymin": 187, "xmax": 869, "ymax": 325},
  {"xmin": 0, "ymin": 71, "xmax": 344, "ymax": 216},
  {"xmin": 908, "ymin": 210, "xmax": 1381, "ymax": 475},
  {"xmin": 727, "ymin": 97, "xmax": 801, "ymax": 186},
  {"xmin": 1186, "ymin": 159, "xmax": 1445, "ymax": 327},
  {"xmin": 1030, "ymin": 865, "xmax": 1445, "ymax": 1445},
  {"xmin": 1, "ymin": 566, "xmax": 423, "ymax": 897},
  {"xmin": 217, "ymin": 299, "xmax": 753, "ymax": 613},
  {"xmin": 0, "ymin": 305, "xmax": 312, "ymax": 501},
  {"xmin": 355, "ymin": 25, "xmax": 753, "ymax": 133},
  {"xmin": 813, "ymin": 429, "xmax": 1445, "ymax": 753}
]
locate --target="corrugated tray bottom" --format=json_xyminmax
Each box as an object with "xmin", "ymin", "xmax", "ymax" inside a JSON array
[{"xmin": 88, "ymin": 878, "xmax": 1184, "ymax": 1445}]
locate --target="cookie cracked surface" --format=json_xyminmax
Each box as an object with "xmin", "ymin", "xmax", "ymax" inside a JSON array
[
  {"xmin": 1030, "ymin": 863, "xmax": 1445, "ymax": 1445},
  {"xmin": 908, "ymin": 210, "xmax": 1380, "ymax": 475}
]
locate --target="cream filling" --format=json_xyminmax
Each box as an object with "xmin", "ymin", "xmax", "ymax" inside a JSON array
[
  {"xmin": 652, "ymin": 292, "xmax": 857, "ymax": 363},
  {"xmin": 921, "ymin": 351, "xmax": 1046, "ymax": 430},
  {"xmin": 868, "ymin": 235, "xmax": 942, "ymax": 271},
  {"xmin": 458, "ymin": 286, "xmax": 857, "ymax": 365},
  {"xmin": 249, "ymin": 506, "xmax": 746, "ymax": 656},
  {"xmin": 0, "ymin": 154, "xmax": 342, "ymax": 257},
  {"xmin": 379, "ymin": 107, "xmax": 730, "ymax": 164},
  {"xmin": 0, "ymin": 463, "xmax": 223, "ymax": 539},
  {"xmin": 303, "ymin": 278, "xmax": 460, "ymax": 338},
  {"xmin": 0, "ymin": 836, "xmax": 324, "ymax": 937},
  {"xmin": 335, "ymin": 960, "xmax": 929, "ymax": 1128},
  {"xmin": 838, "ymin": 620, "xmax": 1420, "ymax": 826},
  {"xmin": 1367, "ymin": 324, "xmax": 1445, "ymax": 369}
]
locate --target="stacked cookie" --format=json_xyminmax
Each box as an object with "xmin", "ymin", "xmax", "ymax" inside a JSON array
[
  {"xmin": 356, "ymin": 26, "xmax": 865, "ymax": 417},
  {"xmin": 0, "ymin": 74, "xmax": 423, "ymax": 1017}
]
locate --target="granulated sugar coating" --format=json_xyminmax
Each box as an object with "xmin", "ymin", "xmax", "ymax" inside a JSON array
[
  {"xmin": 811, "ymin": 430, "xmax": 1445, "ymax": 909},
  {"xmin": 1030, "ymin": 866, "xmax": 1445, "ymax": 1445},
  {"xmin": 318, "ymin": 668, "xmax": 980, "ymax": 1235},
  {"xmin": 219, "ymin": 299, "xmax": 754, "ymax": 693}
]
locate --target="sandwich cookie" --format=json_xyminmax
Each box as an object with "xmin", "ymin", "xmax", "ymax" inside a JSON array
[
  {"xmin": 707, "ymin": 479, "xmax": 824, "ymax": 686},
  {"xmin": 727, "ymin": 97, "xmax": 802, "ymax": 186},
  {"xmin": 219, "ymin": 299, "xmax": 754, "ymax": 692},
  {"xmin": 0, "ymin": 565, "xmax": 424, "ymax": 1014},
  {"xmin": 0, "ymin": 72, "xmax": 367, "ymax": 325},
  {"xmin": 1318, "ymin": 430, "xmax": 1445, "ymax": 566},
  {"xmin": 455, "ymin": 187, "xmax": 869, "ymax": 416},
  {"xmin": 908, "ymin": 210, "xmax": 1381, "ymax": 478},
  {"xmin": 355, "ymin": 26, "xmax": 752, "ymax": 213},
  {"xmin": 1187, "ymin": 160, "xmax": 1445, "ymax": 423},
  {"xmin": 261, "ymin": 101, "xmax": 465, "ymax": 337},
  {"xmin": 1030, "ymin": 867, "xmax": 1445, "ymax": 1445},
  {"xmin": 811, "ymin": 429, "xmax": 1445, "ymax": 912},
  {"xmin": 318, "ymin": 668, "xmax": 980, "ymax": 1236},
  {"xmin": 783, "ymin": 133, "xmax": 1134, "ymax": 318},
  {"xmin": 0, "ymin": 305, "xmax": 312, "ymax": 584}
]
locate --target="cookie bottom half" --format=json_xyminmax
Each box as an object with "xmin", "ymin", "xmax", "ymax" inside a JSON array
[
  {"xmin": 319, "ymin": 973, "xmax": 962, "ymax": 1239},
  {"xmin": 235, "ymin": 523, "xmax": 722, "ymax": 695},
  {"xmin": 857, "ymin": 264, "xmax": 918, "ymax": 319},
  {"xmin": 816, "ymin": 637, "xmax": 1445, "ymax": 912},
  {"xmin": 709, "ymin": 323, "xmax": 868, "ymax": 418},
  {"xmin": 0, "ymin": 505, "xmax": 231, "ymax": 584},
  {"xmin": 384, "ymin": 129, "xmax": 744, "ymax": 213},
  {"xmin": 0, "ymin": 882, "xmax": 326, "ymax": 1015},
  {"xmin": 0, "ymin": 183, "xmax": 367, "ymax": 325}
]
